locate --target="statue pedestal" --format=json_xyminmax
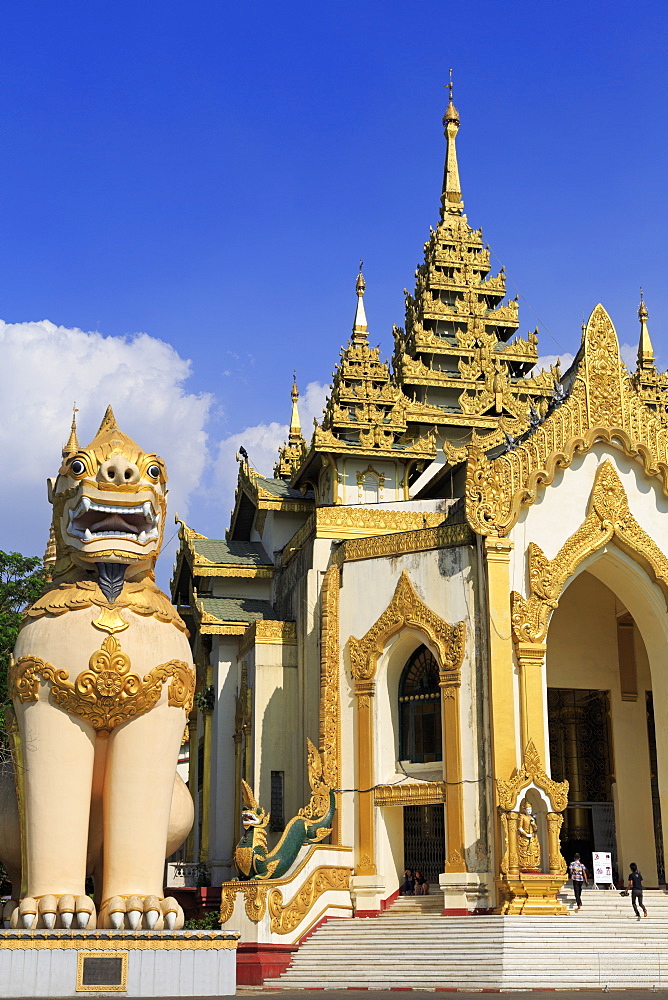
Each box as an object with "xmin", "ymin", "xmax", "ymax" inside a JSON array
[
  {"xmin": 495, "ymin": 872, "xmax": 568, "ymax": 915},
  {"xmin": 0, "ymin": 929, "xmax": 239, "ymax": 997}
]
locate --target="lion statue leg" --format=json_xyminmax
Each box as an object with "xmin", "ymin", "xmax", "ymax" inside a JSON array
[{"xmin": 97, "ymin": 692, "xmax": 187, "ymax": 930}]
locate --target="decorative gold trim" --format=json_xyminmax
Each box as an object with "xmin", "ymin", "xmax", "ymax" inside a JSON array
[
  {"xmin": 466, "ymin": 305, "xmax": 668, "ymax": 536},
  {"xmin": 218, "ymin": 845, "xmax": 354, "ymax": 925},
  {"xmin": 374, "ymin": 781, "xmax": 445, "ymax": 806},
  {"xmin": 238, "ymin": 620, "xmax": 298, "ymax": 658},
  {"xmin": 496, "ymin": 739, "xmax": 568, "ymax": 813},
  {"xmin": 320, "ymin": 567, "xmax": 341, "ymax": 838},
  {"xmin": 317, "ymin": 507, "xmax": 446, "ymax": 541},
  {"xmin": 22, "ymin": 578, "xmax": 187, "ymax": 633},
  {"xmin": 268, "ymin": 866, "xmax": 352, "ymax": 934},
  {"xmin": 334, "ymin": 521, "xmax": 473, "ymax": 565},
  {"xmin": 0, "ymin": 933, "xmax": 238, "ymax": 951},
  {"xmin": 76, "ymin": 951, "xmax": 128, "ymax": 992},
  {"xmin": 511, "ymin": 460, "xmax": 668, "ymax": 645},
  {"xmin": 10, "ymin": 637, "xmax": 195, "ymax": 736},
  {"xmin": 349, "ymin": 571, "xmax": 466, "ymax": 682},
  {"xmin": 349, "ymin": 571, "xmax": 466, "ymax": 879}
]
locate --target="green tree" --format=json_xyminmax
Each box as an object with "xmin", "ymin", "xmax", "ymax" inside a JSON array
[{"xmin": 0, "ymin": 551, "xmax": 48, "ymax": 725}]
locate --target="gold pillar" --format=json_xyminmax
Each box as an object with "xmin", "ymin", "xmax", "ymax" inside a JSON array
[
  {"xmin": 506, "ymin": 811, "xmax": 519, "ymax": 875},
  {"xmin": 546, "ymin": 812, "xmax": 566, "ymax": 876},
  {"xmin": 355, "ymin": 679, "xmax": 377, "ymax": 875},
  {"xmin": 515, "ymin": 642, "xmax": 547, "ymax": 757},
  {"xmin": 484, "ymin": 537, "xmax": 517, "ymax": 780},
  {"xmin": 440, "ymin": 669, "xmax": 466, "ymax": 873}
]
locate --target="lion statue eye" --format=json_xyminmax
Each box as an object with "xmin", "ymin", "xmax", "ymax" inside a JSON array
[
  {"xmin": 147, "ymin": 464, "xmax": 161, "ymax": 479},
  {"xmin": 70, "ymin": 460, "xmax": 86, "ymax": 476}
]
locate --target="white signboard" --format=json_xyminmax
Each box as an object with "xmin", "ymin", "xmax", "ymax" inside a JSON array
[{"xmin": 592, "ymin": 851, "xmax": 613, "ymax": 884}]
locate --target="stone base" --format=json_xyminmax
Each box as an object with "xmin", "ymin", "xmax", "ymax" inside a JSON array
[
  {"xmin": 495, "ymin": 872, "xmax": 568, "ymax": 915},
  {"xmin": 440, "ymin": 872, "xmax": 494, "ymax": 914},
  {"xmin": 349, "ymin": 874, "xmax": 386, "ymax": 916},
  {"xmin": 0, "ymin": 929, "xmax": 239, "ymax": 997}
]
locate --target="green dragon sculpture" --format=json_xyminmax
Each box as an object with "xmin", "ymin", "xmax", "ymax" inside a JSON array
[{"xmin": 234, "ymin": 739, "xmax": 335, "ymax": 880}]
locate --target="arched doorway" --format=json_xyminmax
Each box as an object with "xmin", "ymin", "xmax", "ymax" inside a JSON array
[
  {"xmin": 546, "ymin": 558, "xmax": 665, "ymax": 887},
  {"xmin": 399, "ymin": 644, "xmax": 442, "ymax": 765}
]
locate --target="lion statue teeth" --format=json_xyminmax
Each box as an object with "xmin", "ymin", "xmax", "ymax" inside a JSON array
[{"xmin": 0, "ymin": 407, "xmax": 196, "ymax": 931}]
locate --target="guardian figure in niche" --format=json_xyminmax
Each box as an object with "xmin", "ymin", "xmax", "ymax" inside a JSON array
[{"xmin": 0, "ymin": 408, "xmax": 195, "ymax": 930}]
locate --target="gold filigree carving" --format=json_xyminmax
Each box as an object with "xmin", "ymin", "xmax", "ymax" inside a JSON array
[
  {"xmin": 268, "ymin": 866, "xmax": 351, "ymax": 934},
  {"xmin": 349, "ymin": 571, "xmax": 466, "ymax": 682},
  {"xmin": 510, "ymin": 460, "xmax": 668, "ymax": 645},
  {"xmin": 10, "ymin": 637, "xmax": 195, "ymax": 736},
  {"xmin": 22, "ymin": 578, "xmax": 187, "ymax": 633},
  {"xmin": 496, "ymin": 740, "xmax": 568, "ymax": 813},
  {"xmin": 374, "ymin": 781, "xmax": 446, "ymax": 806},
  {"xmin": 333, "ymin": 521, "xmax": 473, "ymax": 566},
  {"xmin": 466, "ymin": 305, "xmax": 668, "ymax": 536},
  {"xmin": 320, "ymin": 566, "xmax": 341, "ymax": 793}
]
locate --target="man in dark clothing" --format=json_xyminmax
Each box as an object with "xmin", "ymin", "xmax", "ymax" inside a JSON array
[
  {"xmin": 628, "ymin": 863, "xmax": 648, "ymax": 918},
  {"xmin": 568, "ymin": 853, "xmax": 588, "ymax": 909}
]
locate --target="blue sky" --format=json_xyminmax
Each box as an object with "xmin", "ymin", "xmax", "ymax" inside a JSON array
[{"xmin": 1, "ymin": 0, "xmax": 667, "ymax": 582}]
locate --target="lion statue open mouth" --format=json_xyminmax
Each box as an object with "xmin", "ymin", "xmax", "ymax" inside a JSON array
[{"xmin": 0, "ymin": 407, "xmax": 196, "ymax": 931}]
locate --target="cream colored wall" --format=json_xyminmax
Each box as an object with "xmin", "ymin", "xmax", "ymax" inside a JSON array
[
  {"xmin": 339, "ymin": 543, "xmax": 490, "ymax": 896},
  {"xmin": 546, "ymin": 571, "xmax": 658, "ymax": 884},
  {"xmin": 209, "ymin": 635, "xmax": 241, "ymax": 882},
  {"xmin": 251, "ymin": 641, "xmax": 301, "ymax": 850}
]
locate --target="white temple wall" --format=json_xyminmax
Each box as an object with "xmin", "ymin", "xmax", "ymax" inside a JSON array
[{"xmin": 209, "ymin": 635, "xmax": 240, "ymax": 881}]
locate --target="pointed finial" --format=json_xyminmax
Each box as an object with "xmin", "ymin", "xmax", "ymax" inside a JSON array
[
  {"xmin": 62, "ymin": 403, "xmax": 80, "ymax": 458},
  {"xmin": 356, "ymin": 259, "xmax": 366, "ymax": 296},
  {"xmin": 639, "ymin": 286, "xmax": 648, "ymax": 321},
  {"xmin": 443, "ymin": 68, "xmax": 460, "ymax": 124},
  {"xmin": 441, "ymin": 73, "xmax": 463, "ymax": 218},
  {"xmin": 353, "ymin": 261, "xmax": 368, "ymax": 340},
  {"xmin": 637, "ymin": 286, "xmax": 655, "ymax": 368},
  {"xmin": 291, "ymin": 370, "xmax": 299, "ymax": 404}
]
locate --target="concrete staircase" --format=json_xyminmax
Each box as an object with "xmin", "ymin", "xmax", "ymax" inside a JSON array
[{"xmin": 265, "ymin": 887, "xmax": 668, "ymax": 990}]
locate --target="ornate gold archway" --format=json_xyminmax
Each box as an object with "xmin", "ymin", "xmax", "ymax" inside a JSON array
[
  {"xmin": 511, "ymin": 458, "xmax": 668, "ymax": 755},
  {"xmin": 348, "ymin": 571, "xmax": 466, "ymax": 875}
]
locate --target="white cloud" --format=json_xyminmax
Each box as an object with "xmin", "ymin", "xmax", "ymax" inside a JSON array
[
  {"xmin": 0, "ymin": 319, "xmax": 212, "ymax": 582},
  {"xmin": 212, "ymin": 380, "xmax": 329, "ymax": 506}
]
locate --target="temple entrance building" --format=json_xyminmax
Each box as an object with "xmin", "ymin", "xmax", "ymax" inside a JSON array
[{"xmin": 171, "ymin": 88, "xmax": 668, "ymax": 975}]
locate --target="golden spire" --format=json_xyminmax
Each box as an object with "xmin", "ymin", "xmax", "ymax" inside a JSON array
[
  {"xmin": 274, "ymin": 375, "xmax": 308, "ymax": 480},
  {"xmin": 441, "ymin": 69, "xmax": 464, "ymax": 218},
  {"xmin": 637, "ymin": 288, "xmax": 655, "ymax": 369},
  {"xmin": 352, "ymin": 260, "xmax": 368, "ymax": 343},
  {"xmin": 61, "ymin": 404, "xmax": 79, "ymax": 459},
  {"xmin": 289, "ymin": 372, "xmax": 302, "ymax": 441}
]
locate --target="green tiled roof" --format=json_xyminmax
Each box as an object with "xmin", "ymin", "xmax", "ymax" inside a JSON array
[
  {"xmin": 192, "ymin": 539, "xmax": 272, "ymax": 566},
  {"xmin": 198, "ymin": 596, "xmax": 276, "ymax": 624},
  {"xmin": 257, "ymin": 477, "xmax": 309, "ymax": 499}
]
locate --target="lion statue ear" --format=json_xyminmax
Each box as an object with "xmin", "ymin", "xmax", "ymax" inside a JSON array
[{"xmin": 241, "ymin": 778, "xmax": 259, "ymax": 811}]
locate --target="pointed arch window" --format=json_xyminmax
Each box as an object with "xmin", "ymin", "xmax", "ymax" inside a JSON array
[{"xmin": 399, "ymin": 644, "xmax": 442, "ymax": 764}]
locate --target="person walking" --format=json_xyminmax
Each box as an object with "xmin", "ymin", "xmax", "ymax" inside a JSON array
[
  {"xmin": 568, "ymin": 853, "xmax": 588, "ymax": 910},
  {"xmin": 628, "ymin": 863, "xmax": 648, "ymax": 918}
]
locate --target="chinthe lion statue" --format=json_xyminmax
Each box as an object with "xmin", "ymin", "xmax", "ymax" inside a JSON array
[{"xmin": 0, "ymin": 407, "xmax": 196, "ymax": 930}]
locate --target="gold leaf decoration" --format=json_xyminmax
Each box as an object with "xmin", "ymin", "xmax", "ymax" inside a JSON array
[{"xmin": 10, "ymin": 636, "xmax": 195, "ymax": 736}]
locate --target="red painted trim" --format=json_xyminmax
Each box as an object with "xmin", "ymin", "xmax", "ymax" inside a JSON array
[
  {"xmin": 380, "ymin": 887, "xmax": 401, "ymax": 910},
  {"xmin": 354, "ymin": 908, "xmax": 381, "ymax": 917},
  {"xmin": 443, "ymin": 907, "xmax": 469, "ymax": 915},
  {"xmin": 236, "ymin": 943, "xmax": 298, "ymax": 987}
]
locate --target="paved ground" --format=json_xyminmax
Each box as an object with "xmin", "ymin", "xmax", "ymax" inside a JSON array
[{"xmin": 25, "ymin": 994, "xmax": 668, "ymax": 999}]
